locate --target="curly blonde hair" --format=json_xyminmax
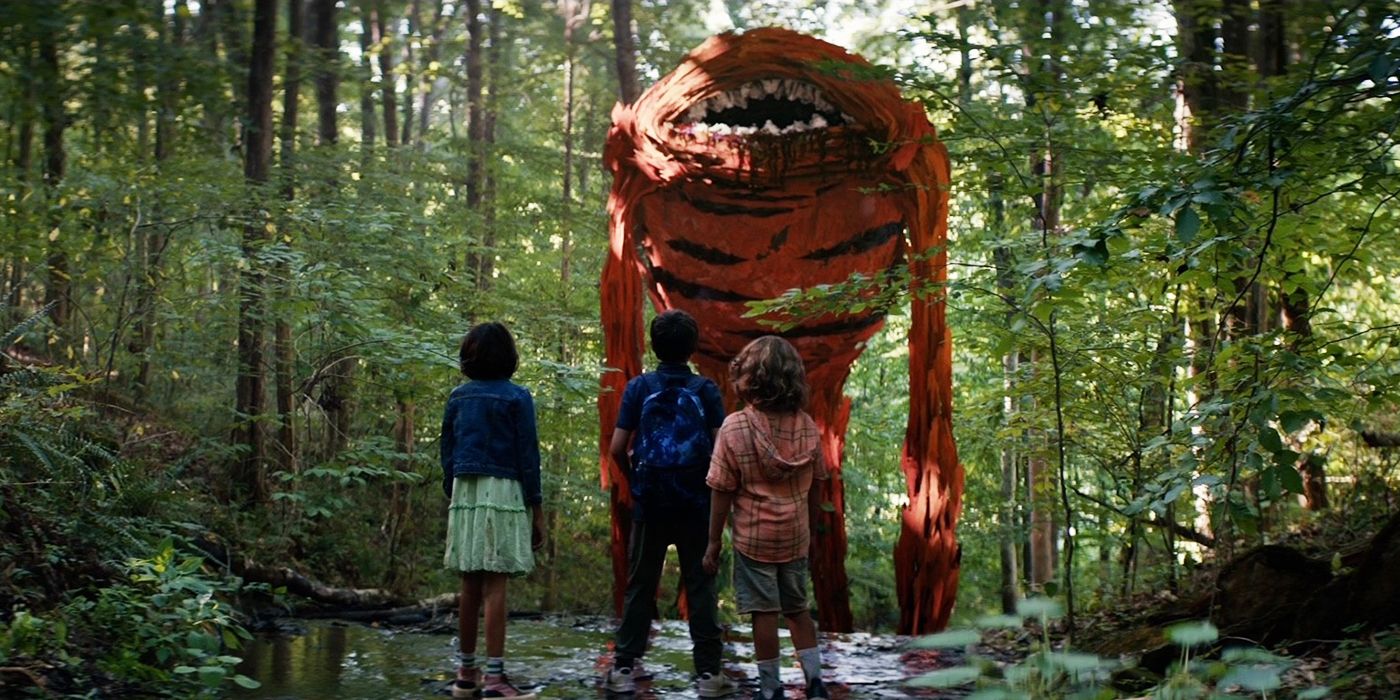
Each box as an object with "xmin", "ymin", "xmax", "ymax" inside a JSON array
[{"xmin": 729, "ymin": 336, "xmax": 808, "ymax": 412}]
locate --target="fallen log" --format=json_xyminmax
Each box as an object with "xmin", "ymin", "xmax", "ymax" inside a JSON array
[{"xmin": 189, "ymin": 533, "xmax": 403, "ymax": 610}]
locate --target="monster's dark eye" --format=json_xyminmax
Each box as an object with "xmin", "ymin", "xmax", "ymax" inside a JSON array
[{"xmin": 676, "ymin": 79, "xmax": 852, "ymax": 137}]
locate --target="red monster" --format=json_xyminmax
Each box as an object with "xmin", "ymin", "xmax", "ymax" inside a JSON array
[{"xmin": 598, "ymin": 28, "xmax": 961, "ymax": 634}]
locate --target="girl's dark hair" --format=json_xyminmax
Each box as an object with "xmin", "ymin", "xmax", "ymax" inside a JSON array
[
  {"xmin": 650, "ymin": 309, "xmax": 699, "ymax": 363},
  {"xmin": 729, "ymin": 335, "xmax": 808, "ymax": 412},
  {"xmin": 459, "ymin": 322, "xmax": 519, "ymax": 380}
]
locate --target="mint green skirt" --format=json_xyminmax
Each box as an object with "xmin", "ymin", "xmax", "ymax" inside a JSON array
[{"xmin": 443, "ymin": 475, "xmax": 534, "ymax": 575}]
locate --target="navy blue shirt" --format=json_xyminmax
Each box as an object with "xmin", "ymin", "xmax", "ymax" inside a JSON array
[{"xmin": 439, "ymin": 379, "xmax": 542, "ymax": 505}]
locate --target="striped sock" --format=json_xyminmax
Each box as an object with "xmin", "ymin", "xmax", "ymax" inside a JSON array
[
  {"xmin": 486, "ymin": 657, "xmax": 505, "ymax": 676},
  {"xmin": 757, "ymin": 658, "xmax": 781, "ymax": 696},
  {"xmin": 796, "ymin": 646, "xmax": 821, "ymax": 683},
  {"xmin": 456, "ymin": 652, "xmax": 477, "ymax": 670}
]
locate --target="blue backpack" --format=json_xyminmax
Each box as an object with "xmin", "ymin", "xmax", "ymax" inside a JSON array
[{"xmin": 631, "ymin": 373, "xmax": 714, "ymax": 516}]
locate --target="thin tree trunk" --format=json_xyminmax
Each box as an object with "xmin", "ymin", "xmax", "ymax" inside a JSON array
[
  {"xmin": 312, "ymin": 0, "xmax": 339, "ymax": 146},
  {"xmin": 358, "ymin": 0, "xmax": 377, "ymax": 153},
  {"xmin": 233, "ymin": 0, "xmax": 278, "ymax": 504},
  {"xmin": 387, "ymin": 398, "xmax": 416, "ymax": 588},
  {"xmin": 275, "ymin": 0, "xmax": 305, "ymax": 475},
  {"xmin": 38, "ymin": 9, "xmax": 69, "ymax": 358},
  {"xmin": 610, "ymin": 0, "xmax": 640, "ymax": 104},
  {"xmin": 132, "ymin": 0, "xmax": 188, "ymax": 400},
  {"xmin": 9, "ymin": 43, "xmax": 35, "ymax": 327},
  {"xmin": 374, "ymin": 1, "xmax": 398, "ymax": 147},
  {"xmin": 462, "ymin": 0, "xmax": 485, "ymax": 282},
  {"xmin": 416, "ymin": 0, "xmax": 446, "ymax": 145},
  {"xmin": 478, "ymin": 3, "xmax": 503, "ymax": 290},
  {"xmin": 400, "ymin": 0, "xmax": 420, "ymax": 145}
]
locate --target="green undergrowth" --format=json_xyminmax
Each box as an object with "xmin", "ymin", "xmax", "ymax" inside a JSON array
[
  {"xmin": 909, "ymin": 597, "xmax": 1331, "ymax": 699},
  {"xmin": 1, "ymin": 325, "xmax": 262, "ymax": 696}
]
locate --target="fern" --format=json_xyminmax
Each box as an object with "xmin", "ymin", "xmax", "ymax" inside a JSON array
[{"xmin": 0, "ymin": 300, "xmax": 57, "ymax": 353}]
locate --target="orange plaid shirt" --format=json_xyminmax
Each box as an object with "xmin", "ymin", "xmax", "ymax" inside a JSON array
[{"xmin": 706, "ymin": 406, "xmax": 828, "ymax": 563}]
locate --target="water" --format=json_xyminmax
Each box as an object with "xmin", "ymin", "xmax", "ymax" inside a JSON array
[{"xmin": 234, "ymin": 616, "xmax": 962, "ymax": 699}]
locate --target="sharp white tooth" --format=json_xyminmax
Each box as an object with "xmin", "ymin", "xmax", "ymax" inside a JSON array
[
  {"xmin": 692, "ymin": 123, "xmax": 711, "ymax": 137},
  {"xmin": 810, "ymin": 114, "xmax": 828, "ymax": 129},
  {"xmin": 761, "ymin": 119, "xmax": 780, "ymax": 135},
  {"xmin": 733, "ymin": 93, "xmax": 748, "ymax": 109},
  {"xmin": 734, "ymin": 126, "xmax": 756, "ymax": 136},
  {"xmin": 781, "ymin": 120, "xmax": 806, "ymax": 134},
  {"xmin": 840, "ymin": 113, "xmax": 854, "ymax": 124},
  {"xmin": 711, "ymin": 123, "xmax": 732, "ymax": 136},
  {"xmin": 799, "ymin": 85, "xmax": 817, "ymax": 103},
  {"xmin": 762, "ymin": 79, "xmax": 781, "ymax": 95}
]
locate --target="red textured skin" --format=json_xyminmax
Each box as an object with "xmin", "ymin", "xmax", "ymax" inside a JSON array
[{"xmin": 599, "ymin": 28, "xmax": 960, "ymax": 634}]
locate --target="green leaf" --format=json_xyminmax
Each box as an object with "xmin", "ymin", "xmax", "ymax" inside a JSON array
[
  {"xmin": 907, "ymin": 665, "xmax": 981, "ymax": 688},
  {"xmin": 909, "ymin": 629, "xmax": 981, "ymax": 648},
  {"xmin": 1218, "ymin": 665, "xmax": 1282, "ymax": 692},
  {"xmin": 1167, "ymin": 620, "xmax": 1218, "ymax": 646},
  {"xmin": 232, "ymin": 674, "xmax": 262, "ymax": 689},
  {"xmin": 1175, "ymin": 207, "xmax": 1201, "ymax": 243},
  {"xmin": 1044, "ymin": 651, "xmax": 1110, "ymax": 673},
  {"xmin": 974, "ymin": 614, "xmax": 1023, "ymax": 629},
  {"xmin": 1369, "ymin": 54, "xmax": 1393, "ymax": 83},
  {"xmin": 1016, "ymin": 597, "xmax": 1063, "ymax": 620},
  {"xmin": 1258, "ymin": 427, "xmax": 1283, "ymax": 453},
  {"xmin": 1276, "ymin": 465, "xmax": 1305, "ymax": 495},
  {"xmin": 1296, "ymin": 687, "xmax": 1331, "ymax": 699}
]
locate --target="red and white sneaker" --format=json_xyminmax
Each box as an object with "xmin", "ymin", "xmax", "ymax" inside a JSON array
[
  {"xmin": 480, "ymin": 672, "xmax": 538, "ymax": 699},
  {"xmin": 452, "ymin": 666, "xmax": 481, "ymax": 698}
]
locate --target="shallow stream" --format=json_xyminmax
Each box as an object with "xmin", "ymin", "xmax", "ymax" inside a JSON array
[{"xmin": 234, "ymin": 616, "xmax": 960, "ymax": 699}]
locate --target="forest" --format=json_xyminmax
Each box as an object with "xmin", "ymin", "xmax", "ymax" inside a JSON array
[{"xmin": 1, "ymin": 0, "xmax": 1398, "ymax": 697}]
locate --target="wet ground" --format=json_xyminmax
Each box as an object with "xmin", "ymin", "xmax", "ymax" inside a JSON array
[{"xmin": 234, "ymin": 616, "xmax": 962, "ymax": 699}]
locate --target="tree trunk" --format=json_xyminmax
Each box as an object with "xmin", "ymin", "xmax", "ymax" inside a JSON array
[
  {"xmin": 358, "ymin": 0, "xmax": 377, "ymax": 153},
  {"xmin": 462, "ymin": 0, "xmax": 486, "ymax": 283},
  {"xmin": 478, "ymin": 2, "xmax": 503, "ymax": 290},
  {"xmin": 275, "ymin": 0, "xmax": 304, "ymax": 475},
  {"xmin": 131, "ymin": 0, "xmax": 188, "ymax": 400},
  {"xmin": 374, "ymin": 1, "xmax": 398, "ymax": 147},
  {"xmin": 38, "ymin": 8, "xmax": 69, "ymax": 359},
  {"xmin": 312, "ymin": 0, "xmax": 338, "ymax": 146},
  {"xmin": 7, "ymin": 55, "xmax": 34, "ymax": 328},
  {"xmin": 415, "ymin": 0, "xmax": 446, "ymax": 145},
  {"xmin": 233, "ymin": 0, "xmax": 278, "ymax": 504},
  {"xmin": 610, "ymin": 0, "xmax": 641, "ymax": 104},
  {"xmin": 400, "ymin": 0, "xmax": 420, "ymax": 145},
  {"xmin": 386, "ymin": 398, "xmax": 416, "ymax": 588}
]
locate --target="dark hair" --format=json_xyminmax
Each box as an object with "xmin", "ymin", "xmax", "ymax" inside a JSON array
[
  {"xmin": 650, "ymin": 309, "xmax": 699, "ymax": 363},
  {"xmin": 729, "ymin": 335, "xmax": 808, "ymax": 412},
  {"xmin": 459, "ymin": 322, "xmax": 519, "ymax": 380}
]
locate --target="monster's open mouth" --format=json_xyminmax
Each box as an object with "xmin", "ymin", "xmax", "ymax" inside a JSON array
[{"xmin": 674, "ymin": 79, "xmax": 853, "ymax": 138}]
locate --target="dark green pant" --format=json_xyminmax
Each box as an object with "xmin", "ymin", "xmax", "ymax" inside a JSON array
[{"xmin": 615, "ymin": 516, "xmax": 722, "ymax": 675}]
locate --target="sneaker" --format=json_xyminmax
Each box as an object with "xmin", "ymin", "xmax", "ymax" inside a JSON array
[
  {"xmin": 630, "ymin": 661, "xmax": 654, "ymax": 682},
  {"xmin": 604, "ymin": 665, "xmax": 636, "ymax": 694},
  {"xmin": 752, "ymin": 687, "xmax": 784, "ymax": 700},
  {"xmin": 452, "ymin": 666, "xmax": 481, "ymax": 698},
  {"xmin": 804, "ymin": 677, "xmax": 830, "ymax": 699},
  {"xmin": 697, "ymin": 671, "xmax": 740, "ymax": 697},
  {"xmin": 480, "ymin": 673, "xmax": 537, "ymax": 699}
]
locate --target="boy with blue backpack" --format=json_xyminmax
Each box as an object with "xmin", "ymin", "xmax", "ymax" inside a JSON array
[{"xmin": 604, "ymin": 310, "xmax": 738, "ymax": 697}]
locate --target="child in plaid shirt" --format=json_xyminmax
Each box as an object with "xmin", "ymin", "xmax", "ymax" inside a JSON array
[{"xmin": 703, "ymin": 336, "xmax": 830, "ymax": 700}]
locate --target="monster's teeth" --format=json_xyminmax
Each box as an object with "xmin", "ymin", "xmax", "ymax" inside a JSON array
[
  {"xmin": 809, "ymin": 114, "xmax": 828, "ymax": 129},
  {"xmin": 734, "ymin": 125, "xmax": 757, "ymax": 136},
  {"xmin": 732, "ymin": 94, "xmax": 748, "ymax": 110},
  {"xmin": 761, "ymin": 119, "xmax": 780, "ymax": 135},
  {"xmin": 762, "ymin": 79, "xmax": 781, "ymax": 96},
  {"xmin": 710, "ymin": 123, "xmax": 732, "ymax": 136},
  {"xmin": 781, "ymin": 119, "xmax": 807, "ymax": 134},
  {"xmin": 692, "ymin": 122, "xmax": 711, "ymax": 138},
  {"xmin": 687, "ymin": 104, "xmax": 706, "ymax": 123}
]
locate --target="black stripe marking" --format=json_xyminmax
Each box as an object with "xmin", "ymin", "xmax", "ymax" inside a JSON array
[
  {"xmin": 652, "ymin": 267, "xmax": 758, "ymax": 302},
  {"xmin": 665, "ymin": 239, "xmax": 746, "ymax": 265},
  {"xmin": 730, "ymin": 312, "xmax": 886, "ymax": 339},
  {"xmin": 801, "ymin": 222, "xmax": 903, "ymax": 261},
  {"xmin": 680, "ymin": 191, "xmax": 794, "ymax": 218}
]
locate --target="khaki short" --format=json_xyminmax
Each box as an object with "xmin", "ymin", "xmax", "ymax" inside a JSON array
[{"xmin": 733, "ymin": 551, "xmax": 810, "ymax": 616}]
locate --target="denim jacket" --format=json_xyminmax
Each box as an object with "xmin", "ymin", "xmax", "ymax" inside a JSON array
[{"xmin": 439, "ymin": 379, "xmax": 542, "ymax": 505}]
